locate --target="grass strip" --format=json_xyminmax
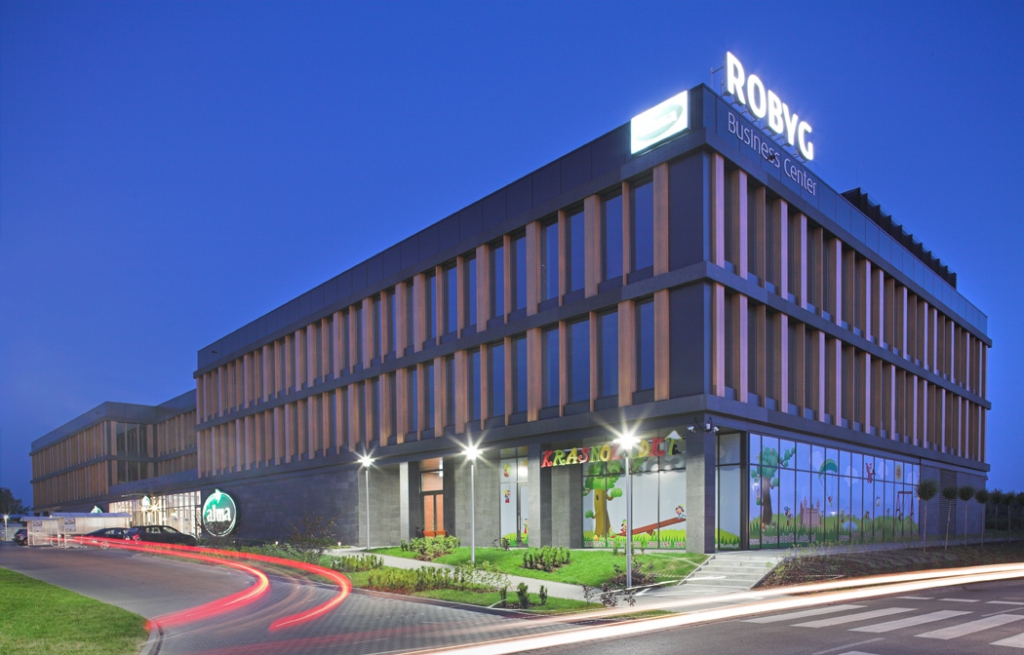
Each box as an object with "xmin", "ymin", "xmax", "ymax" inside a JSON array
[
  {"xmin": 371, "ymin": 547, "xmax": 706, "ymax": 586},
  {"xmin": 760, "ymin": 541, "xmax": 1024, "ymax": 588},
  {"xmin": 0, "ymin": 566, "xmax": 149, "ymax": 655}
]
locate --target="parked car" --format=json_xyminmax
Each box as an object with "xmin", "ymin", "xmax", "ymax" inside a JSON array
[
  {"xmin": 125, "ymin": 525, "xmax": 198, "ymax": 546},
  {"xmin": 83, "ymin": 527, "xmax": 128, "ymax": 540},
  {"xmin": 13, "ymin": 528, "xmax": 27, "ymax": 546}
]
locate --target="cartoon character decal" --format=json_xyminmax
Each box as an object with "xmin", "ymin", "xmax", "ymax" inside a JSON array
[
  {"xmin": 503, "ymin": 489, "xmax": 511, "ymax": 503},
  {"xmin": 502, "ymin": 463, "xmax": 511, "ymax": 478}
]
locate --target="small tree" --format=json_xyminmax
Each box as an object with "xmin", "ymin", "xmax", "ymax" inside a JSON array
[
  {"xmin": 941, "ymin": 486, "xmax": 958, "ymax": 549},
  {"xmin": 958, "ymin": 486, "xmax": 976, "ymax": 546},
  {"xmin": 917, "ymin": 479, "xmax": 939, "ymax": 549},
  {"xmin": 975, "ymin": 488, "xmax": 990, "ymax": 547},
  {"xmin": 1002, "ymin": 491, "xmax": 1015, "ymax": 542},
  {"xmin": 1016, "ymin": 493, "xmax": 1024, "ymax": 542},
  {"xmin": 287, "ymin": 511, "xmax": 338, "ymax": 559},
  {"xmin": 990, "ymin": 490, "xmax": 1005, "ymax": 538}
]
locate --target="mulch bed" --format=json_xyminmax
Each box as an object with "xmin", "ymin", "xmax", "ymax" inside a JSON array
[{"xmin": 758, "ymin": 541, "xmax": 1024, "ymax": 588}]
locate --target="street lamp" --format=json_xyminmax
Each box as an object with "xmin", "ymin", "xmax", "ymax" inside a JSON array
[
  {"xmin": 359, "ymin": 454, "xmax": 374, "ymax": 550},
  {"xmin": 463, "ymin": 444, "xmax": 481, "ymax": 564},
  {"xmin": 614, "ymin": 429, "xmax": 640, "ymax": 589}
]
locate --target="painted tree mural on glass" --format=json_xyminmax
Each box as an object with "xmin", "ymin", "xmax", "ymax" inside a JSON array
[{"xmin": 751, "ymin": 444, "xmax": 795, "ymax": 529}]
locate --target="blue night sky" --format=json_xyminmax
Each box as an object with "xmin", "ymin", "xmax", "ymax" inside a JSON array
[{"xmin": 2, "ymin": 2, "xmax": 1022, "ymax": 505}]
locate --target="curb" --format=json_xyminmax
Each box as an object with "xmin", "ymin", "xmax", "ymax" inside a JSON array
[{"xmin": 138, "ymin": 624, "xmax": 163, "ymax": 655}]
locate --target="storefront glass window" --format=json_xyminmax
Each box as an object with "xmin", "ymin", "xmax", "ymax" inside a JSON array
[
  {"xmin": 746, "ymin": 433, "xmax": 920, "ymax": 549},
  {"xmin": 580, "ymin": 432, "xmax": 686, "ymax": 549},
  {"xmin": 499, "ymin": 447, "xmax": 529, "ymax": 546}
]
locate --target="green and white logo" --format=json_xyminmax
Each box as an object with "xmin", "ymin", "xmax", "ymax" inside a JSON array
[{"xmin": 202, "ymin": 489, "xmax": 237, "ymax": 537}]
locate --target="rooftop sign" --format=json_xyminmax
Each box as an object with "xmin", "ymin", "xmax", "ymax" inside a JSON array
[
  {"xmin": 724, "ymin": 51, "xmax": 815, "ymax": 161},
  {"xmin": 630, "ymin": 90, "xmax": 689, "ymax": 154}
]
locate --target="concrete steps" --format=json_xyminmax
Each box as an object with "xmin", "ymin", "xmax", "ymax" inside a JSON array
[{"xmin": 678, "ymin": 553, "xmax": 781, "ymax": 591}]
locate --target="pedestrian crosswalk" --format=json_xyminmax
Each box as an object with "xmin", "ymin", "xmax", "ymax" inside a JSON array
[{"xmin": 740, "ymin": 598, "xmax": 1024, "ymax": 649}]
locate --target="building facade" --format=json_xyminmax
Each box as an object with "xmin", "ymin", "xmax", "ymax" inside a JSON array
[{"xmin": 31, "ymin": 82, "xmax": 991, "ymax": 553}]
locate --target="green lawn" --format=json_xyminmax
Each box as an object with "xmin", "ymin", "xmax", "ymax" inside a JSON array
[
  {"xmin": 0, "ymin": 567, "xmax": 149, "ymax": 655},
  {"xmin": 370, "ymin": 547, "xmax": 707, "ymax": 586}
]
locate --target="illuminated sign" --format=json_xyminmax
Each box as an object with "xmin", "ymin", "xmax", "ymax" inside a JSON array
[
  {"xmin": 724, "ymin": 51, "xmax": 815, "ymax": 161},
  {"xmin": 630, "ymin": 90, "xmax": 689, "ymax": 154},
  {"xmin": 542, "ymin": 437, "xmax": 682, "ymax": 468},
  {"xmin": 202, "ymin": 489, "xmax": 237, "ymax": 538}
]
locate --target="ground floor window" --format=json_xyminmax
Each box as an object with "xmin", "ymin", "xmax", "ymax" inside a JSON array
[
  {"xmin": 580, "ymin": 432, "xmax": 687, "ymax": 549},
  {"xmin": 498, "ymin": 447, "xmax": 529, "ymax": 546},
  {"xmin": 109, "ymin": 491, "xmax": 202, "ymax": 537},
  {"xmin": 746, "ymin": 433, "xmax": 920, "ymax": 549}
]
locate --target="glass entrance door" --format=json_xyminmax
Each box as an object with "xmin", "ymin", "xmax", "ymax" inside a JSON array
[{"xmin": 420, "ymin": 458, "xmax": 445, "ymax": 537}]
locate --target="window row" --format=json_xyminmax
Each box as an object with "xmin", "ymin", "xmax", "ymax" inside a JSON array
[
  {"xmin": 198, "ymin": 299, "xmax": 659, "ymax": 476},
  {"xmin": 716, "ymin": 163, "xmax": 986, "ymax": 400},
  {"xmin": 715, "ymin": 288, "xmax": 985, "ymax": 462},
  {"xmin": 197, "ymin": 176, "xmax": 660, "ymax": 423}
]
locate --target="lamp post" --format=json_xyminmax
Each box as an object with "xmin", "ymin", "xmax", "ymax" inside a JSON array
[
  {"xmin": 359, "ymin": 454, "xmax": 374, "ymax": 550},
  {"xmin": 463, "ymin": 444, "xmax": 481, "ymax": 564},
  {"xmin": 615, "ymin": 430, "xmax": 639, "ymax": 589}
]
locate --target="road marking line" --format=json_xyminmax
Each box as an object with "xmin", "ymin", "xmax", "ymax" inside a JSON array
[
  {"xmin": 833, "ymin": 651, "xmax": 885, "ymax": 655},
  {"xmin": 795, "ymin": 607, "xmax": 914, "ymax": 628},
  {"xmin": 940, "ymin": 597, "xmax": 980, "ymax": 603},
  {"xmin": 742, "ymin": 604, "xmax": 865, "ymax": 624},
  {"xmin": 991, "ymin": 630, "xmax": 1024, "ymax": 648},
  {"xmin": 810, "ymin": 638, "xmax": 883, "ymax": 655},
  {"xmin": 991, "ymin": 601, "xmax": 1024, "ymax": 606},
  {"xmin": 916, "ymin": 613, "xmax": 1024, "ymax": 640},
  {"xmin": 897, "ymin": 596, "xmax": 934, "ymax": 600},
  {"xmin": 851, "ymin": 610, "xmax": 972, "ymax": 633}
]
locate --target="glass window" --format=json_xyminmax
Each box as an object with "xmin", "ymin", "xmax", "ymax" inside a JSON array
[
  {"xmin": 466, "ymin": 256, "xmax": 477, "ymax": 327},
  {"xmin": 425, "ymin": 361, "xmax": 435, "ymax": 428},
  {"xmin": 636, "ymin": 299, "xmax": 655, "ymax": 391},
  {"xmin": 568, "ymin": 318, "xmax": 590, "ymax": 403},
  {"xmin": 603, "ymin": 194, "xmax": 623, "ymax": 281},
  {"xmin": 388, "ymin": 291, "xmax": 397, "ymax": 355},
  {"xmin": 372, "ymin": 377, "xmax": 381, "ymax": 440},
  {"xmin": 491, "ymin": 243, "xmax": 505, "ymax": 318},
  {"xmin": 598, "ymin": 310, "xmax": 618, "ymax": 397},
  {"xmin": 426, "ymin": 273, "xmax": 437, "ymax": 340},
  {"xmin": 445, "ymin": 355, "xmax": 455, "ymax": 427},
  {"xmin": 468, "ymin": 349, "xmax": 481, "ymax": 421},
  {"xmin": 632, "ymin": 180, "xmax": 654, "ymax": 271},
  {"xmin": 354, "ymin": 304, "xmax": 364, "ymax": 364},
  {"xmin": 511, "ymin": 234, "xmax": 526, "ymax": 311},
  {"xmin": 404, "ymin": 281, "xmax": 414, "ymax": 350},
  {"xmin": 541, "ymin": 220, "xmax": 558, "ymax": 301},
  {"xmin": 358, "ymin": 382, "xmax": 366, "ymax": 439},
  {"xmin": 489, "ymin": 343, "xmax": 505, "ymax": 416},
  {"xmin": 444, "ymin": 264, "xmax": 458, "ymax": 334},
  {"xmin": 373, "ymin": 297, "xmax": 382, "ymax": 359},
  {"xmin": 512, "ymin": 334, "xmax": 527, "ymax": 413},
  {"xmin": 387, "ymin": 372, "xmax": 397, "ymax": 437},
  {"xmin": 542, "ymin": 325, "xmax": 559, "ymax": 408},
  {"xmin": 408, "ymin": 367, "xmax": 418, "ymax": 432},
  {"xmin": 567, "ymin": 209, "xmax": 585, "ymax": 292}
]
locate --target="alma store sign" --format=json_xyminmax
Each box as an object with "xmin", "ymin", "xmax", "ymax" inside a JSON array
[
  {"xmin": 542, "ymin": 437, "xmax": 683, "ymax": 468},
  {"xmin": 202, "ymin": 489, "xmax": 237, "ymax": 538}
]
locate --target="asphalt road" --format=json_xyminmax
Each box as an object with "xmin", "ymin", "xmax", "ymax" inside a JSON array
[
  {"xmin": 0, "ymin": 542, "xmax": 556, "ymax": 655},
  {"xmin": 529, "ymin": 578, "xmax": 1024, "ymax": 655}
]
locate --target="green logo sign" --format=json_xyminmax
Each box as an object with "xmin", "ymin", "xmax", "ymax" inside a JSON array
[{"xmin": 202, "ymin": 489, "xmax": 237, "ymax": 537}]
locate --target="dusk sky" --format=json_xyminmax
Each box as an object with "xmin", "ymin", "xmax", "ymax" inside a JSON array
[{"xmin": 2, "ymin": 2, "xmax": 1022, "ymax": 506}]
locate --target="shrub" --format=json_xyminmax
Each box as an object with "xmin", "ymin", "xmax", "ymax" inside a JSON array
[
  {"xmin": 366, "ymin": 562, "xmax": 508, "ymax": 596},
  {"xmin": 407, "ymin": 535, "xmax": 461, "ymax": 560},
  {"xmin": 538, "ymin": 585, "xmax": 548, "ymax": 606},
  {"xmin": 516, "ymin": 582, "xmax": 530, "ymax": 609},
  {"xmin": 330, "ymin": 554, "xmax": 382, "ymax": 572},
  {"xmin": 287, "ymin": 512, "xmax": 337, "ymax": 557},
  {"xmin": 520, "ymin": 546, "xmax": 571, "ymax": 572}
]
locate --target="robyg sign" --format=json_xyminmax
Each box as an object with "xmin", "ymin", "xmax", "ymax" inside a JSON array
[
  {"xmin": 202, "ymin": 489, "xmax": 237, "ymax": 538},
  {"xmin": 725, "ymin": 51, "xmax": 815, "ymax": 161}
]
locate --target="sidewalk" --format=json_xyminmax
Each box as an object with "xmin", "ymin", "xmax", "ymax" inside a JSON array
[{"xmin": 327, "ymin": 548, "xmax": 588, "ymax": 601}]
